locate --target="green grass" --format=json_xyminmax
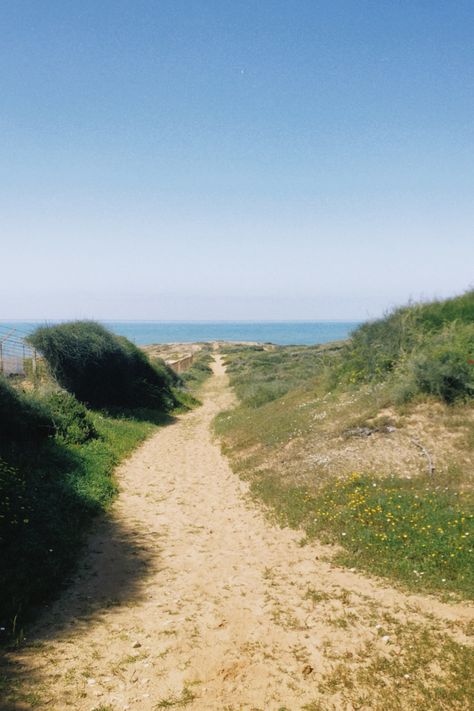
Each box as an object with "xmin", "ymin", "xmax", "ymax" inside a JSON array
[
  {"xmin": 222, "ymin": 344, "xmax": 337, "ymax": 408},
  {"xmin": 252, "ymin": 473, "xmax": 474, "ymax": 599}
]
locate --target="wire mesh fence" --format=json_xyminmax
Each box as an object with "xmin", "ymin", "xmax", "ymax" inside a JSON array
[{"xmin": 0, "ymin": 325, "xmax": 37, "ymax": 377}]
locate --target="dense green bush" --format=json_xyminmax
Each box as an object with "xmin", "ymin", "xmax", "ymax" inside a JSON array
[
  {"xmin": 46, "ymin": 390, "xmax": 98, "ymax": 445},
  {"xmin": 334, "ymin": 291, "xmax": 474, "ymax": 405},
  {"xmin": 0, "ymin": 377, "xmax": 52, "ymax": 449},
  {"xmin": 28, "ymin": 321, "xmax": 177, "ymax": 410},
  {"xmin": 407, "ymin": 325, "xmax": 474, "ymax": 404}
]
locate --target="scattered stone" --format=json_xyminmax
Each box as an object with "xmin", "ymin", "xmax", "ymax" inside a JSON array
[
  {"xmin": 132, "ymin": 641, "xmax": 142, "ymax": 649},
  {"xmin": 302, "ymin": 664, "xmax": 314, "ymax": 677},
  {"xmin": 344, "ymin": 426, "xmax": 377, "ymax": 438},
  {"xmin": 343, "ymin": 424, "xmax": 397, "ymax": 438}
]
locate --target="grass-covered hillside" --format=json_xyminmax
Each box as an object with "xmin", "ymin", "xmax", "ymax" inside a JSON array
[
  {"xmin": 216, "ymin": 291, "xmax": 474, "ymax": 599},
  {"xmin": 334, "ymin": 290, "xmax": 474, "ymax": 403},
  {"xmin": 0, "ymin": 323, "xmax": 212, "ymax": 641}
]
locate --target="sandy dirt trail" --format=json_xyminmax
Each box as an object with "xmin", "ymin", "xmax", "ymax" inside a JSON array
[{"xmin": 8, "ymin": 357, "xmax": 474, "ymax": 711}]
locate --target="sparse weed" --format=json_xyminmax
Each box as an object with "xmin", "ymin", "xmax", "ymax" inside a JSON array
[{"xmin": 155, "ymin": 685, "xmax": 196, "ymax": 708}]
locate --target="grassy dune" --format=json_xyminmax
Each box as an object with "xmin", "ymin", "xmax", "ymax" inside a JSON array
[{"xmin": 216, "ymin": 292, "xmax": 474, "ymax": 599}]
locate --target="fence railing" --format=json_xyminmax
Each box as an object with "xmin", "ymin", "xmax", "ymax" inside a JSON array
[
  {"xmin": 166, "ymin": 354, "xmax": 194, "ymax": 373},
  {"xmin": 0, "ymin": 325, "xmax": 37, "ymax": 377}
]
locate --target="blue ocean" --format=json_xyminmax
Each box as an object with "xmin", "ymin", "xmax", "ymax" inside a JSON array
[{"xmin": 0, "ymin": 321, "xmax": 359, "ymax": 347}]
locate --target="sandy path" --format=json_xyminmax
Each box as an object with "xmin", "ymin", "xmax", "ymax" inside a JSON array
[{"xmin": 7, "ymin": 357, "xmax": 474, "ymax": 711}]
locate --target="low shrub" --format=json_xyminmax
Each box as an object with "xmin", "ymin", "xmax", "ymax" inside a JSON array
[
  {"xmin": 410, "ymin": 327, "xmax": 474, "ymax": 404},
  {"xmin": 45, "ymin": 391, "xmax": 98, "ymax": 445},
  {"xmin": 391, "ymin": 324, "xmax": 474, "ymax": 404},
  {"xmin": 412, "ymin": 352, "xmax": 473, "ymax": 404}
]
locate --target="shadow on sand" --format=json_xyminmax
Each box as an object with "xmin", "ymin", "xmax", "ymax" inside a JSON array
[
  {"xmin": 103, "ymin": 406, "xmax": 176, "ymax": 426},
  {"xmin": 1, "ymin": 508, "xmax": 161, "ymax": 710},
  {"xmin": 0, "ymin": 409, "xmax": 176, "ymax": 709}
]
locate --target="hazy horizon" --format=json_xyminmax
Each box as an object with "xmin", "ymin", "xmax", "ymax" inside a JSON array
[
  {"xmin": 1, "ymin": 286, "xmax": 472, "ymax": 323},
  {"xmin": 2, "ymin": 2, "xmax": 473, "ymax": 320},
  {"xmin": 1, "ymin": 317, "xmax": 362, "ymax": 324}
]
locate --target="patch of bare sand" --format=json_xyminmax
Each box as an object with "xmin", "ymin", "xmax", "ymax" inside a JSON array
[
  {"xmin": 6, "ymin": 357, "xmax": 474, "ymax": 710},
  {"xmin": 270, "ymin": 398, "xmax": 474, "ymax": 490}
]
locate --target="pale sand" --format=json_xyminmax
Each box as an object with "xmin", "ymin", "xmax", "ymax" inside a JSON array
[{"xmin": 8, "ymin": 357, "xmax": 474, "ymax": 710}]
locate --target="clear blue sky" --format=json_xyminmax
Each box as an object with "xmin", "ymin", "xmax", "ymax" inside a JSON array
[{"xmin": 1, "ymin": 1, "xmax": 473, "ymax": 320}]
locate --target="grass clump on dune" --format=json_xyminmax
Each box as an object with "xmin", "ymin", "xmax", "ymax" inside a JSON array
[{"xmin": 27, "ymin": 321, "xmax": 178, "ymax": 410}]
